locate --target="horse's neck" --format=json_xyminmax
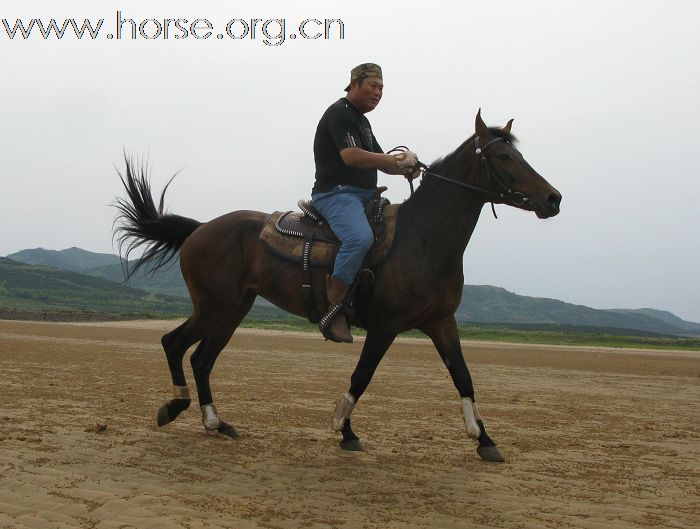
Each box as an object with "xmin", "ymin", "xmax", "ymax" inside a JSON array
[{"xmin": 400, "ymin": 152, "xmax": 485, "ymax": 264}]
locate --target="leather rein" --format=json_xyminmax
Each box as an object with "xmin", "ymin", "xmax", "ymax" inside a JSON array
[{"xmin": 391, "ymin": 138, "xmax": 528, "ymax": 218}]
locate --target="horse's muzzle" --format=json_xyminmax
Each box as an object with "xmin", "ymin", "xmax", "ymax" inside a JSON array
[{"xmin": 535, "ymin": 190, "xmax": 562, "ymax": 219}]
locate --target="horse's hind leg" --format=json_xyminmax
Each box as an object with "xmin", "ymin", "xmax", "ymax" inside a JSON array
[
  {"xmin": 189, "ymin": 332, "xmax": 239, "ymax": 438},
  {"xmin": 190, "ymin": 293, "xmax": 256, "ymax": 438},
  {"xmin": 156, "ymin": 317, "xmax": 204, "ymax": 427}
]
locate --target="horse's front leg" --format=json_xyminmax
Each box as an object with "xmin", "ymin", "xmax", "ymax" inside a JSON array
[
  {"xmin": 422, "ymin": 316, "xmax": 505, "ymax": 462},
  {"xmin": 331, "ymin": 330, "xmax": 396, "ymax": 451}
]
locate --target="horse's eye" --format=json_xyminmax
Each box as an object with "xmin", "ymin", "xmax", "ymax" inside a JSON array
[{"xmin": 497, "ymin": 153, "xmax": 510, "ymax": 161}]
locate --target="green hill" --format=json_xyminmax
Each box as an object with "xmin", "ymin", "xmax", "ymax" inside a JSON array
[
  {"xmin": 457, "ymin": 285, "xmax": 697, "ymax": 335},
  {"xmin": 6, "ymin": 247, "xmax": 121, "ymax": 273},
  {"xmin": 86, "ymin": 261, "xmax": 188, "ymax": 298},
  {"xmin": 5, "ymin": 247, "xmax": 699, "ymax": 337},
  {"xmin": 0, "ymin": 257, "xmax": 189, "ymax": 317},
  {"xmin": 606, "ymin": 308, "xmax": 700, "ymax": 334},
  {"xmin": 8, "ymin": 247, "xmax": 189, "ymax": 297},
  {"xmin": 0, "ymin": 257, "xmax": 291, "ymax": 322}
]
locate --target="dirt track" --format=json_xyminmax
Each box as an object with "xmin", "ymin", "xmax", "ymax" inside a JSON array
[{"xmin": 0, "ymin": 320, "xmax": 698, "ymax": 529}]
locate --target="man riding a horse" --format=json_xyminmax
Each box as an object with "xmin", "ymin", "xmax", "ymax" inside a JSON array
[
  {"xmin": 115, "ymin": 78, "xmax": 562, "ymax": 461},
  {"xmin": 312, "ymin": 63, "xmax": 421, "ymax": 343}
]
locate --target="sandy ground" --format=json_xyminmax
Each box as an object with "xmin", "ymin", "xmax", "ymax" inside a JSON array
[{"xmin": 0, "ymin": 320, "xmax": 698, "ymax": 529}]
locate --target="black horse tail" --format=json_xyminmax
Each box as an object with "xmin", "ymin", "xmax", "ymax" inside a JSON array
[{"xmin": 113, "ymin": 156, "xmax": 202, "ymax": 279}]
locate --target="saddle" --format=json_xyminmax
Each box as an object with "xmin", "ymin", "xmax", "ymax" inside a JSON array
[{"xmin": 259, "ymin": 190, "xmax": 399, "ymax": 323}]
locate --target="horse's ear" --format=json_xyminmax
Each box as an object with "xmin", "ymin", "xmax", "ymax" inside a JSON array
[
  {"xmin": 503, "ymin": 119, "xmax": 514, "ymax": 134},
  {"xmin": 475, "ymin": 108, "xmax": 490, "ymax": 138}
]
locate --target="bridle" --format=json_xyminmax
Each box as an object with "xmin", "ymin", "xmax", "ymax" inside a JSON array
[{"xmin": 390, "ymin": 137, "xmax": 529, "ymax": 218}]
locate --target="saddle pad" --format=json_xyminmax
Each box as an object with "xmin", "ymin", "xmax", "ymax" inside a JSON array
[{"xmin": 259, "ymin": 204, "xmax": 399, "ymax": 268}]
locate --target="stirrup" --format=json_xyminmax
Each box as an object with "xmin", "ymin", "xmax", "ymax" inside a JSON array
[{"xmin": 319, "ymin": 303, "xmax": 347, "ymax": 342}]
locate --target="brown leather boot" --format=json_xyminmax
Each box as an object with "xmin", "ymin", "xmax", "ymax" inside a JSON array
[{"xmin": 320, "ymin": 275, "xmax": 353, "ymax": 343}]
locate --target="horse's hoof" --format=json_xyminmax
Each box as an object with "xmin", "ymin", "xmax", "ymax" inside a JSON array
[
  {"xmin": 217, "ymin": 421, "xmax": 239, "ymax": 439},
  {"xmin": 340, "ymin": 439, "xmax": 364, "ymax": 451},
  {"xmin": 477, "ymin": 445, "xmax": 505, "ymax": 462},
  {"xmin": 156, "ymin": 405, "xmax": 171, "ymax": 427},
  {"xmin": 156, "ymin": 399, "xmax": 190, "ymax": 427}
]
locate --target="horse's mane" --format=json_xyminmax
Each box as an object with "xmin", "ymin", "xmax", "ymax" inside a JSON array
[
  {"xmin": 400, "ymin": 127, "xmax": 517, "ymax": 211},
  {"xmin": 427, "ymin": 127, "xmax": 518, "ymax": 175}
]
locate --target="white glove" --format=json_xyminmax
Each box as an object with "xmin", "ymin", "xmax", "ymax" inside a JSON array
[
  {"xmin": 394, "ymin": 150, "xmax": 419, "ymax": 174},
  {"xmin": 406, "ymin": 166, "xmax": 422, "ymax": 181}
]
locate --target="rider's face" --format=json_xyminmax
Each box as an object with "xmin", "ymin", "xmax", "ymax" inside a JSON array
[{"xmin": 348, "ymin": 77, "xmax": 383, "ymax": 114}]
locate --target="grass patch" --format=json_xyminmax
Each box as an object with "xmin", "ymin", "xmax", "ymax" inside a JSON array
[
  {"xmin": 453, "ymin": 324, "xmax": 700, "ymax": 350},
  {"xmin": 239, "ymin": 318, "xmax": 700, "ymax": 351},
  {"xmin": 2, "ymin": 307, "xmax": 698, "ymax": 351}
]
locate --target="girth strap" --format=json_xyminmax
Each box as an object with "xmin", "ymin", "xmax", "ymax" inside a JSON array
[{"xmin": 301, "ymin": 234, "xmax": 321, "ymax": 323}]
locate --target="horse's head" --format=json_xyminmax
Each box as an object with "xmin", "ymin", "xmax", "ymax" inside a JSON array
[{"xmin": 474, "ymin": 110, "xmax": 561, "ymax": 218}]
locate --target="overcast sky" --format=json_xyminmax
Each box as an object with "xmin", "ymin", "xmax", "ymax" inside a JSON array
[{"xmin": 2, "ymin": 0, "xmax": 699, "ymax": 321}]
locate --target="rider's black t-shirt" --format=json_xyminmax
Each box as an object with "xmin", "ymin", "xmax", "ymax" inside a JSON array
[{"xmin": 312, "ymin": 98, "xmax": 383, "ymax": 194}]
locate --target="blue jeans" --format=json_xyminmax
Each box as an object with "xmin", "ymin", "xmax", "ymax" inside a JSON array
[{"xmin": 311, "ymin": 185, "xmax": 376, "ymax": 286}]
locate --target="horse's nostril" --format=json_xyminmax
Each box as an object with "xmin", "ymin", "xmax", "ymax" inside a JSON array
[{"xmin": 548, "ymin": 192, "xmax": 561, "ymax": 209}]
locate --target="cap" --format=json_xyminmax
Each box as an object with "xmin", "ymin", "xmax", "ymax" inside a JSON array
[{"xmin": 344, "ymin": 63, "xmax": 383, "ymax": 92}]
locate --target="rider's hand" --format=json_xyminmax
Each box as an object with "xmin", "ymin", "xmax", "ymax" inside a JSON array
[
  {"xmin": 394, "ymin": 150, "xmax": 419, "ymax": 174},
  {"xmin": 406, "ymin": 166, "xmax": 422, "ymax": 181}
]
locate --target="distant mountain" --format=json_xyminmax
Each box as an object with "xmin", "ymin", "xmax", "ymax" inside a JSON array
[
  {"xmin": 7, "ymin": 247, "xmax": 188, "ymax": 297},
  {"xmin": 0, "ymin": 257, "xmax": 284, "ymax": 321},
  {"xmin": 457, "ymin": 285, "xmax": 697, "ymax": 336},
  {"xmin": 5, "ymin": 247, "xmax": 699, "ymax": 336},
  {"xmin": 86, "ymin": 261, "xmax": 188, "ymax": 298},
  {"xmin": 606, "ymin": 308, "xmax": 700, "ymax": 334},
  {"xmin": 0, "ymin": 257, "xmax": 189, "ymax": 315},
  {"xmin": 6, "ymin": 247, "xmax": 121, "ymax": 273}
]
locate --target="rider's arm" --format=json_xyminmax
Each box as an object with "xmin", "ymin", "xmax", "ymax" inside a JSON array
[{"xmin": 339, "ymin": 147, "xmax": 407, "ymax": 175}]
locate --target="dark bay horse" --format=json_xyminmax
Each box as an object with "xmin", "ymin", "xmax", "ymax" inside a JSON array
[{"xmin": 114, "ymin": 110, "xmax": 561, "ymax": 462}]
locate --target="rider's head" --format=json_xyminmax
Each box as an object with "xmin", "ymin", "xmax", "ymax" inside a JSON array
[{"xmin": 345, "ymin": 63, "xmax": 383, "ymax": 114}]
